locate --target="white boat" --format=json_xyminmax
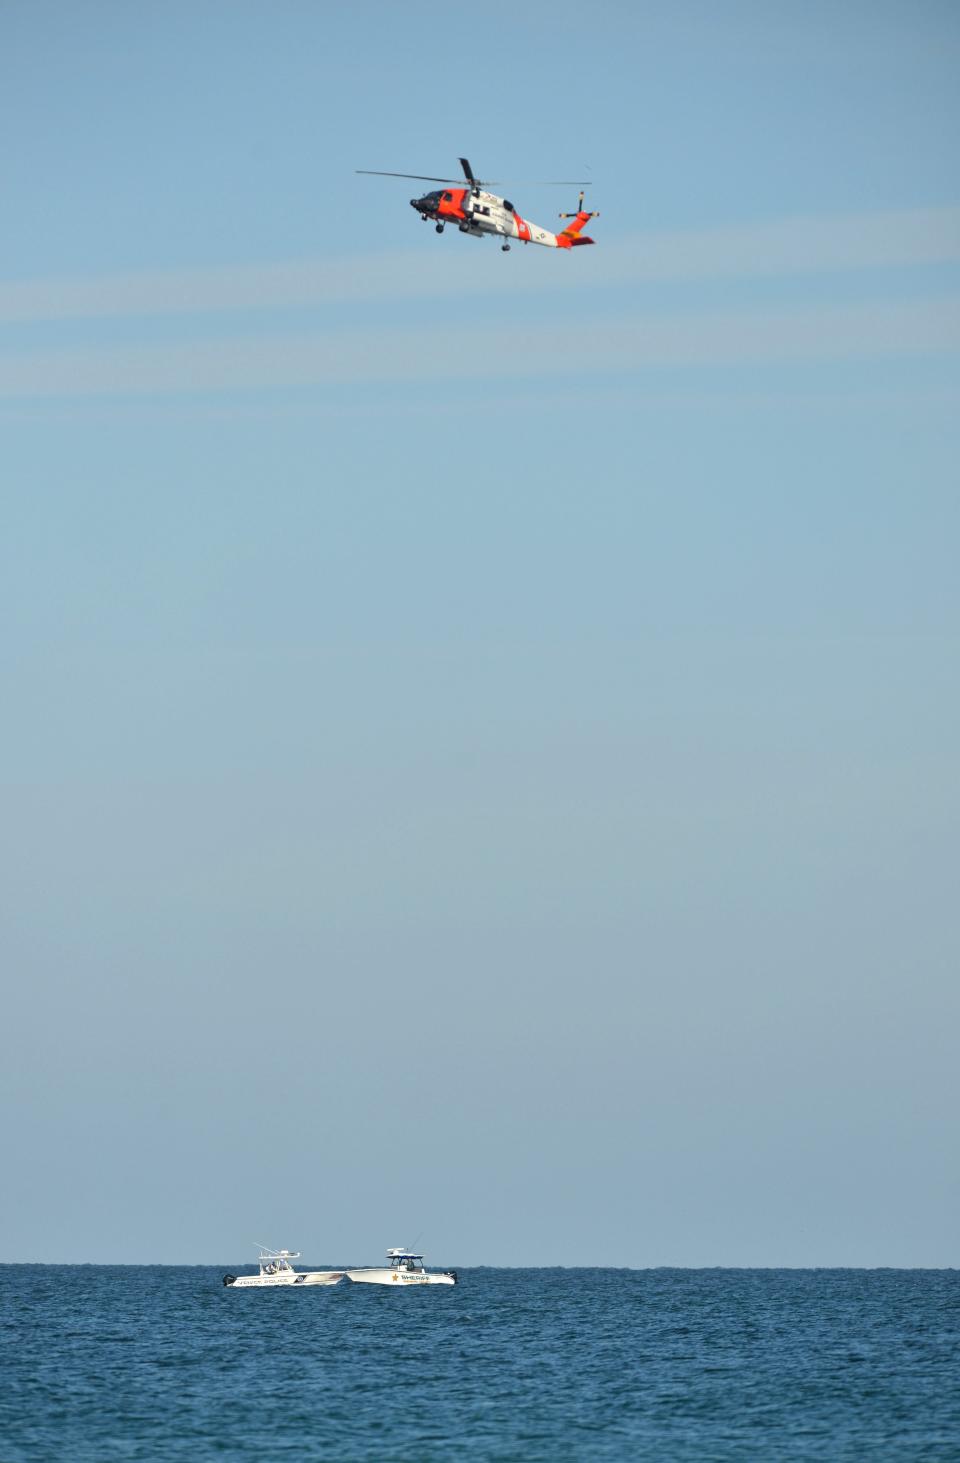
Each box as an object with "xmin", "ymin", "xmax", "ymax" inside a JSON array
[
  {"xmin": 223, "ymin": 1247, "xmax": 344, "ymax": 1288},
  {"xmin": 344, "ymin": 1247, "xmax": 457, "ymax": 1287}
]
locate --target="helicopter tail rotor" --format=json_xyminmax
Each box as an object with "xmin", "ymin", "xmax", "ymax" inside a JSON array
[{"xmin": 559, "ymin": 190, "xmax": 600, "ymax": 221}]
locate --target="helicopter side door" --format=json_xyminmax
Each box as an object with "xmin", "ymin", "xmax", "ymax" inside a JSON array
[
  {"xmin": 495, "ymin": 199, "xmax": 525, "ymax": 241},
  {"xmin": 463, "ymin": 194, "xmax": 495, "ymax": 234}
]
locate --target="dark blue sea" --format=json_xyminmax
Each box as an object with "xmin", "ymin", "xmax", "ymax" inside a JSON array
[{"xmin": 2, "ymin": 1267, "xmax": 958, "ymax": 1460}]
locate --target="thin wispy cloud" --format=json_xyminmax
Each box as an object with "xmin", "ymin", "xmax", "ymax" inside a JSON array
[
  {"xmin": 1, "ymin": 207, "xmax": 958, "ymax": 324},
  {"xmin": 1, "ymin": 298, "xmax": 957, "ymax": 398}
]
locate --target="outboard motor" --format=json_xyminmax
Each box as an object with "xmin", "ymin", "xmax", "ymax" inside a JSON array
[{"xmin": 222, "ymin": 1274, "xmax": 237, "ymax": 1287}]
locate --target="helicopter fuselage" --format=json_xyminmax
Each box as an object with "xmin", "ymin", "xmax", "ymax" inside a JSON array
[{"xmin": 411, "ymin": 187, "xmax": 569, "ymax": 249}]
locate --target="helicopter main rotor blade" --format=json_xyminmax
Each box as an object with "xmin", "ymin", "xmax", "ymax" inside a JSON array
[
  {"xmin": 356, "ymin": 168, "xmax": 596, "ymax": 190},
  {"xmin": 448, "ymin": 178, "xmax": 594, "ymax": 189},
  {"xmin": 457, "ymin": 156, "xmax": 593, "ymax": 189},
  {"xmin": 485, "ymin": 179, "xmax": 594, "ymax": 187},
  {"xmin": 355, "ymin": 170, "xmax": 463, "ymax": 184}
]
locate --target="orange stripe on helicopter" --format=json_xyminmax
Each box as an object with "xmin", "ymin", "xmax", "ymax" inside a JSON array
[
  {"xmin": 438, "ymin": 187, "xmax": 468, "ymax": 221},
  {"xmin": 558, "ymin": 210, "xmax": 595, "ymax": 246}
]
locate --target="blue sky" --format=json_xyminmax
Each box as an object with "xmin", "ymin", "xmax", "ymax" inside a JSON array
[{"xmin": 2, "ymin": 0, "xmax": 958, "ymax": 1266}]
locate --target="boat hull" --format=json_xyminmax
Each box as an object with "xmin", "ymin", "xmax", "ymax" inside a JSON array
[
  {"xmin": 227, "ymin": 1270, "xmax": 343, "ymax": 1288},
  {"xmin": 345, "ymin": 1268, "xmax": 456, "ymax": 1286}
]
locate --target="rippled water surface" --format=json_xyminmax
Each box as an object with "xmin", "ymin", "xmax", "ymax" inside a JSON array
[{"xmin": 3, "ymin": 1267, "xmax": 958, "ymax": 1460}]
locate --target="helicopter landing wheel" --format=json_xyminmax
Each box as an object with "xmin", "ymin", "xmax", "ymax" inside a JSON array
[
  {"xmin": 435, "ymin": 223, "xmax": 444, "ymax": 234},
  {"xmin": 421, "ymin": 214, "xmax": 429, "ymax": 222},
  {"xmin": 501, "ymin": 243, "xmax": 511, "ymax": 252}
]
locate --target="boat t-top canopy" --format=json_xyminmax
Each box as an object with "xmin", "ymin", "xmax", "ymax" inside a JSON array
[
  {"xmin": 254, "ymin": 1246, "xmax": 301, "ymax": 1271},
  {"xmin": 386, "ymin": 1247, "xmax": 423, "ymax": 1260}
]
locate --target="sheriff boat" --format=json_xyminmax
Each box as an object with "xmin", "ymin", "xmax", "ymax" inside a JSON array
[{"xmin": 344, "ymin": 1247, "xmax": 457, "ymax": 1286}]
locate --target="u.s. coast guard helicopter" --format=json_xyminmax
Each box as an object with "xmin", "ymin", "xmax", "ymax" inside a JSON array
[{"xmin": 356, "ymin": 156, "xmax": 599, "ymax": 252}]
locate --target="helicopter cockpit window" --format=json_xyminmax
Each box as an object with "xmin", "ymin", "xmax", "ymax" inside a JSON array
[
  {"xmin": 442, "ymin": 191, "xmax": 453, "ymax": 201},
  {"xmin": 503, "ymin": 200, "xmax": 514, "ymax": 212}
]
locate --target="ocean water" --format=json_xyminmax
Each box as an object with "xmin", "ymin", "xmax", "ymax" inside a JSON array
[{"xmin": 2, "ymin": 1267, "xmax": 957, "ymax": 1460}]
